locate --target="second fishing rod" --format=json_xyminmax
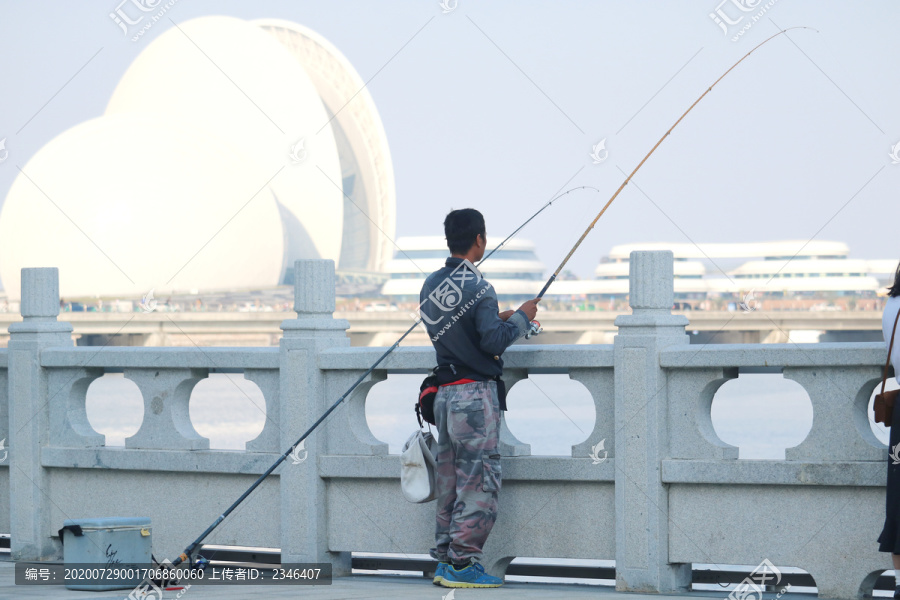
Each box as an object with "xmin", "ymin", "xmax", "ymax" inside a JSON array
[{"xmin": 169, "ymin": 184, "xmax": 599, "ymax": 568}]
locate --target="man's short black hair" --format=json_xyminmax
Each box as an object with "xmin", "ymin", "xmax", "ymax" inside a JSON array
[{"xmin": 444, "ymin": 208, "xmax": 485, "ymax": 255}]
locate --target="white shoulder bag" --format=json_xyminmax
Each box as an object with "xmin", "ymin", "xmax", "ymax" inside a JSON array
[{"xmin": 400, "ymin": 429, "xmax": 438, "ymax": 503}]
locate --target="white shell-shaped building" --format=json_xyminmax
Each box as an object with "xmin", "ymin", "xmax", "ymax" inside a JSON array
[
  {"xmin": 253, "ymin": 19, "xmax": 397, "ymax": 278},
  {"xmin": 0, "ymin": 114, "xmax": 286, "ymax": 299},
  {"xmin": 0, "ymin": 16, "xmax": 395, "ymax": 300}
]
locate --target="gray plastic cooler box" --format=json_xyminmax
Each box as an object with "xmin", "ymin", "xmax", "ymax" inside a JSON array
[{"xmin": 59, "ymin": 516, "xmax": 152, "ymax": 591}]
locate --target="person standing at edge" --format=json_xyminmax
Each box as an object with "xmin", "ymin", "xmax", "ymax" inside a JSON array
[
  {"xmin": 419, "ymin": 208, "xmax": 539, "ymax": 589},
  {"xmin": 878, "ymin": 260, "xmax": 900, "ymax": 596}
]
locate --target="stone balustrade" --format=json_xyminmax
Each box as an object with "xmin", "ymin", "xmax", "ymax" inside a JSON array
[{"xmin": 0, "ymin": 253, "xmax": 892, "ymax": 599}]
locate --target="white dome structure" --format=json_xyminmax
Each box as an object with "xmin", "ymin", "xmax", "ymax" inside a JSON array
[
  {"xmin": 0, "ymin": 114, "xmax": 285, "ymax": 299},
  {"xmin": 253, "ymin": 19, "xmax": 397, "ymax": 275},
  {"xmin": 105, "ymin": 15, "xmax": 344, "ymax": 280},
  {"xmin": 0, "ymin": 15, "xmax": 397, "ymax": 299}
]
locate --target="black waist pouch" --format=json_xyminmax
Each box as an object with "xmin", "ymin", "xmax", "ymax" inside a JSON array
[
  {"xmin": 423, "ymin": 366, "xmax": 508, "ymax": 420},
  {"xmin": 416, "ymin": 374, "xmax": 439, "ymax": 427}
]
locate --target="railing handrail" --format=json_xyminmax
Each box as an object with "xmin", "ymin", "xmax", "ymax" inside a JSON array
[
  {"xmin": 659, "ymin": 341, "xmax": 888, "ymax": 368},
  {"xmin": 39, "ymin": 346, "xmax": 279, "ymax": 369}
]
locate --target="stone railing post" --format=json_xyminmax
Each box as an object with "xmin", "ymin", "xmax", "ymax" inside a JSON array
[
  {"xmin": 279, "ymin": 260, "xmax": 351, "ymax": 573},
  {"xmin": 8, "ymin": 268, "xmax": 74, "ymax": 560},
  {"xmin": 124, "ymin": 368, "xmax": 209, "ymax": 450},
  {"xmin": 614, "ymin": 251, "xmax": 691, "ymax": 592}
]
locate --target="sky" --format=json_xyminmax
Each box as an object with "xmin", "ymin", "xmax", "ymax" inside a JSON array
[{"xmin": 0, "ymin": 1, "xmax": 898, "ymax": 282}]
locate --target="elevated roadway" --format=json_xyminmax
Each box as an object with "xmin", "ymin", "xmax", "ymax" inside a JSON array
[{"xmin": 0, "ymin": 310, "xmax": 883, "ymax": 347}]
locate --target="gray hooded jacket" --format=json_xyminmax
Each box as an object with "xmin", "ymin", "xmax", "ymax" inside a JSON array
[{"xmin": 419, "ymin": 257, "xmax": 529, "ymax": 381}]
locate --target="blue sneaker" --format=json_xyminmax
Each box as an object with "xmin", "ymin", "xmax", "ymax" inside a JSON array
[
  {"xmin": 433, "ymin": 562, "xmax": 448, "ymax": 585},
  {"xmin": 440, "ymin": 561, "xmax": 503, "ymax": 588}
]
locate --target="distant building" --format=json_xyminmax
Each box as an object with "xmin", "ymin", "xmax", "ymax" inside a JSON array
[
  {"xmin": 549, "ymin": 240, "xmax": 894, "ymax": 299},
  {"xmin": 382, "ymin": 238, "xmax": 896, "ymax": 303},
  {"xmin": 381, "ymin": 236, "xmax": 545, "ymax": 302}
]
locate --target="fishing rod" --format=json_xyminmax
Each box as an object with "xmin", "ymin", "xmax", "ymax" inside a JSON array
[
  {"xmin": 169, "ymin": 185, "xmax": 597, "ymax": 568},
  {"xmin": 536, "ymin": 27, "xmax": 815, "ymax": 300}
]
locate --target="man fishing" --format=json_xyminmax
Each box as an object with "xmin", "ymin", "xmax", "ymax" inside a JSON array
[
  {"xmin": 420, "ymin": 208, "xmax": 539, "ymax": 589},
  {"xmin": 169, "ymin": 26, "xmax": 801, "ymax": 572}
]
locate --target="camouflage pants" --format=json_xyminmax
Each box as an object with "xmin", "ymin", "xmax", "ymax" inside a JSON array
[{"xmin": 429, "ymin": 380, "xmax": 501, "ymax": 565}]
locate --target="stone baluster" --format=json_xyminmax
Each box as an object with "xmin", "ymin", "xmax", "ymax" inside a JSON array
[
  {"xmin": 499, "ymin": 368, "xmax": 530, "ymax": 456},
  {"xmin": 244, "ymin": 368, "xmax": 281, "ymax": 453},
  {"xmin": 124, "ymin": 368, "xmax": 209, "ymax": 450},
  {"xmin": 321, "ymin": 368, "xmax": 387, "ymax": 456},
  {"xmin": 784, "ymin": 365, "xmax": 885, "ymax": 461},
  {"xmin": 569, "ymin": 367, "xmax": 615, "ymax": 459},
  {"xmin": 47, "ymin": 367, "xmax": 104, "ymax": 448}
]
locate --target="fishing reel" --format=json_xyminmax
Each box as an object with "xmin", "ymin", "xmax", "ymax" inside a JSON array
[{"xmin": 524, "ymin": 320, "xmax": 542, "ymax": 339}]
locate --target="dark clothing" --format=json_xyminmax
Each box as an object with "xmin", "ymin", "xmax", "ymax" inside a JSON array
[
  {"xmin": 419, "ymin": 257, "xmax": 528, "ymax": 388},
  {"xmin": 878, "ymin": 298, "xmax": 900, "ymax": 553},
  {"xmin": 879, "ymin": 403, "xmax": 900, "ymax": 552},
  {"xmin": 422, "ymin": 255, "xmax": 524, "ymax": 566}
]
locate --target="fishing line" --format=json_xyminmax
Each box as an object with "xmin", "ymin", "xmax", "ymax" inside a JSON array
[{"xmin": 536, "ymin": 27, "xmax": 815, "ymax": 299}]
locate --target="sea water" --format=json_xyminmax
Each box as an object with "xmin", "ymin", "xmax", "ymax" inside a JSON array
[{"xmin": 84, "ymin": 372, "xmax": 893, "ymax": 457}]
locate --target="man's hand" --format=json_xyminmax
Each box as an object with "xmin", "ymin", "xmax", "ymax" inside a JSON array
[
  {"xmin": 517, "ymin": 298, "xmax": 540, "ymax": 321},
  {"xmin": 498, "ymin": 310, "xmax": 515, "ymax": 321}
]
